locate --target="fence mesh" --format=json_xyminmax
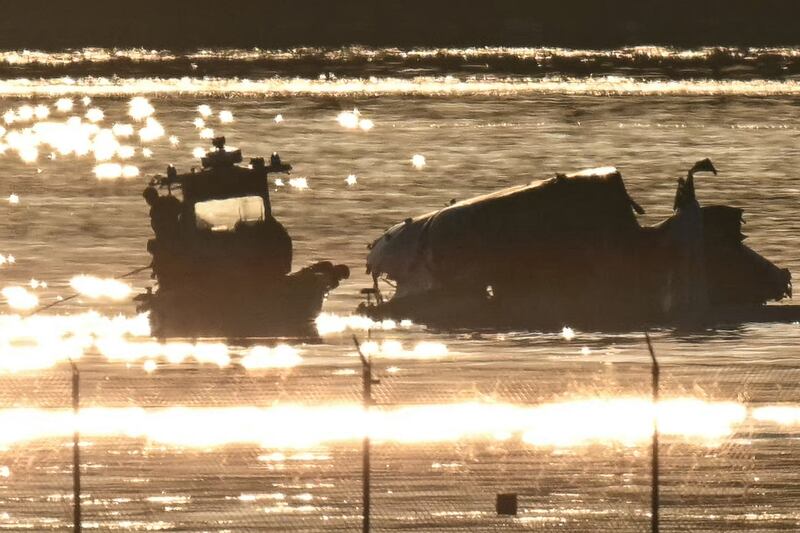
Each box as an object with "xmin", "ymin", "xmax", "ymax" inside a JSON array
[{"xmin": 0, "ymin": 331, "xmax": 798, "ymax": 532}]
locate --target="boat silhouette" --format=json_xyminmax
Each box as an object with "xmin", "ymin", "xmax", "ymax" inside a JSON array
[{"xmin": 136, "ymin": 137, "xmax": 349, "ymax": 338}]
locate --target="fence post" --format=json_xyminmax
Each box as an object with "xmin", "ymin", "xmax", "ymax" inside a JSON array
[
  {"xmin": 70, "ymin": 360, "xmax": 81, "ymax": 533},
  {"xmin": 645, "ymin": 331, "xmax": 659, "ymax": 533},
  {"xmin": 353, "ymin": 335, "xmax": 378, "ymax": 533}
]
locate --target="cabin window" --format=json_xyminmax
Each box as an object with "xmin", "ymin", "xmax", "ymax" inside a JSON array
[{"xmin": 194, "ymin": 196, "xmax": 265, "ymax": 232}]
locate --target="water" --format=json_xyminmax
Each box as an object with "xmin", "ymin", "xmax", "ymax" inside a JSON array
[{"xmin": 1, "ymin": 47, "xmax": 800, "ymax": 531}]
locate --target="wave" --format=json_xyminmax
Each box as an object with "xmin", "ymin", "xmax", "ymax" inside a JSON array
[
  {"xmin": 1, "ymin": 75, "xmax": 800, "ymax": 97},
  {"xmin": 2, "ymin": 46, "xmax": 800, "ymax": 80}
]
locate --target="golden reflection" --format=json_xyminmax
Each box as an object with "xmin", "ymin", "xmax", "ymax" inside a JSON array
[
  {"xmin": 54, "ymin": 98, "xmax": 73, "ymax": 112},
  {"xmin": 336, "ymin": 108, "xmax": 360, "ymax": 128},
  {"xmin": 95, "ymin": 338, "xmax": 231, "ymax": 368},
  {"xmin": 16, "ymin": 105, "xmax": 34, "ymax": 122},
  {"xmin": 0, "ymin": 312, "xmax": 150, "ymax": 373},
  {"xmin": 92, "ymin": 129, "xmax": 120, "ymax": 161},
  {"xmin": 752, "ymin": 405, "xmax": 800, "ymax": 425},
  {"xmin": 2, "ymin": 76, "xmax": 800, "ymax": 97},
  {"xmin": 138, "ymin": 117, "xmax": 164, "ymax": 142},
  {"xmin": 84, "ymin": 108, "xmax": 104, "ymax": 123},
  {"xmin": 288, "ymin": 177, "xmax": 309, "ymax": 190},
  {"xmin": 94, "ymin": 163, "xmax": 139, "ymax": 180},
  {"xmin": 69, "ymin": 275, "xmax": 132, "ymax": 301},
  {"xmin": 2, "ymin": 286, "xmax": 39, "ymax": 310},
  {"xmin": 314, "ymin": 312, "xmax": 414, "ymax": 335},
  {"xmin": 240, "ymin": 345, "xmax": 302, "ymax": 370},
  {"xmin": 0, "ymin": 398, "xmax": 762, "ymax": 449},
  {"xmin": 117, "ymin": 145, "xmax": 136, "ymax": 159},
  {"xmin": 3, "ymin": 46, "xmax": 797, "ymax": 67},
  {"xmin": 33, "ymin": 104, "xmax": 49, "ymax": 120},
  {"xmin": 357, "ymin": 340, "xmax": 448, "ymax": 360},
  {"xmin": 111, "ymin": 123, "xmax": 134, "ymax": 137},
  {"xmin": 128, "ymin": 96, "xmax": 155, "ymax": 120},
  {"xmin": 336, "ymin": 108, "xmax": 374, "ymax": 130}
]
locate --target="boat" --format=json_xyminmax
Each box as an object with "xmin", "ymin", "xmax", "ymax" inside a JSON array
[
  {"xmin": 357, "ymin": 160, "xmax": 794, "ymax": 330},
  {"xmin": 136, "ymin": 137, "xmax": 349, "ymax": 338}
]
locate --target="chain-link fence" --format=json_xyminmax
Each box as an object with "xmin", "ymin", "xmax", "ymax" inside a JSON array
[{"xmin": 1, "ymin": 331, "xmax": 799, "ymax": 532}]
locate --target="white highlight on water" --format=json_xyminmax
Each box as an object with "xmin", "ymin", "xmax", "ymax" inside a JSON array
[
  {"xmin": 1, "ymin": 286, "xmax": 39, "ymax": 310},
  {"xmin": 69, "ymin": 275, "xmax": 132, "ymax": 301}
]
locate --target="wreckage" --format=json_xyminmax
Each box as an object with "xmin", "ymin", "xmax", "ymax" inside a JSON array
[
  {"xmin": 136, "ymin": 137, "xmax": 349, "ymax": 337},
  {"xmin": 359, "ymin": 160, "xmax": 793, "ymax": 329}
]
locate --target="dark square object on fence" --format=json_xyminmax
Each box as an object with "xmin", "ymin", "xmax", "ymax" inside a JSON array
[{"xmin": 496, "ymin": 493, "xmax": 518, "ymax": 515}]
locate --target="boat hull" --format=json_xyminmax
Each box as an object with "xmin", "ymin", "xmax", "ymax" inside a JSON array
[
  {"xmin": 358, "ymin": 293, "xmax": 800, "ymax": 332},
  {"xmin": 138, "ymin": 263, "xmax": 345, "ymax": 338}
]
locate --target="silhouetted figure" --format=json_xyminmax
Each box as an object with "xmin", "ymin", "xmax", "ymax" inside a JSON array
[
  {"xmin": 270, "ymin": 152, "xmax": 281, "ymax": 167},
  {"xmin": 667, "ymin": 158, "xmax": 717, "ymax": 317},
  {"xmin": 143, "ymin": 186, "xmax": 181, "ymax": 241}
]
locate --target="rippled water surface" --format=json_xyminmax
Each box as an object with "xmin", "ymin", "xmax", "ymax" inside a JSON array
[{"xmin": 1, "ymin": 48, "xmax": 800, "ymax": 531}]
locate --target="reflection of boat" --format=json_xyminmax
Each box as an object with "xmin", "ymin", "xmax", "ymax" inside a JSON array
[
  {"xmin": 358, "ymin": 162, "xmax": 794, "ymax": 330},
  {"xmin": 136, "ymin": 137, "xmax": 348, "ymax": 337}
]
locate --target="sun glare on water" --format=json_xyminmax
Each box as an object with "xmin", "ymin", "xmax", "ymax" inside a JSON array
[
  {"xmin": 69, "ymin": 275, "xmax": 132, "ymax": 301},
  {"xmin": 128, "ymin": 96, "xmax": 154, "ymax": 120},
  {"xmin": 1, "ymin": 286, "xmax": 38, "ymax": 310},
  {"xmin": 0, "ymin": 397, "xmax": 769, "ymax": 450}
]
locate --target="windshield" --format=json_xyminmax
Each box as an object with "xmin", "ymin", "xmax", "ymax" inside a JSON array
[{"xmin": 194, "ymin": 196, "xmax": 265, "ymax": 231}]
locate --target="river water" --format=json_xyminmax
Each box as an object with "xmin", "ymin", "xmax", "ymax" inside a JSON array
[{"xmin": 1, "ymin": 47, "xmax": 800, "ymax": 531}]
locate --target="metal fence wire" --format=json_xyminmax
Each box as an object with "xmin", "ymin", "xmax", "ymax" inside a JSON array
[{"xmin": 0, "ymin": 329, "xmax": 798, "ymax": 532}]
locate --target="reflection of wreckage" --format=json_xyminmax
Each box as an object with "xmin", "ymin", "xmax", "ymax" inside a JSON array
[
  {"xmin": 136, "ymin": 137, "xmax": 348, "ymax": 337},
  {"xmin": 360, "ymin": 160, "xmax": 793, "ymax": 329}
]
